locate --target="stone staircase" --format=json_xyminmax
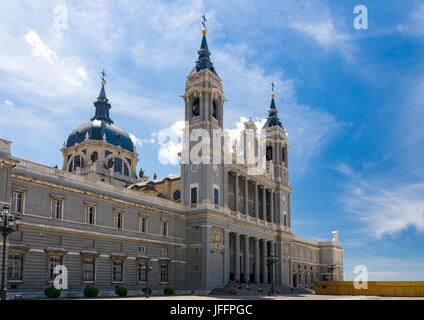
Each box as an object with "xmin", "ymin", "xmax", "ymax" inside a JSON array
[{"xmin": 209, "ymin": 284, "xmax": 314, "ymax": 296}]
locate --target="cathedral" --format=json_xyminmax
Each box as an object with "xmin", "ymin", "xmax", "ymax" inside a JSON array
[{"xmin": 0, "ymin": 25, "xmax": 343, "ymax": 298}]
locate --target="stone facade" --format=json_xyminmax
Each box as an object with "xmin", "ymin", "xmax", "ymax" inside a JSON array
[{"xmin": 0, "ymin": 29, "xmax": 343, "ymax": 299}]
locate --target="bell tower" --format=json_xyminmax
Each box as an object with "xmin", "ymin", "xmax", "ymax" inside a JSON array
[
  {"xmin": 262, "ymin": 88, "xmax": 291, "ymax": 230},
  {"xmin": 180, "ymin": 22, "xmax": 227, "ymax": 208}
]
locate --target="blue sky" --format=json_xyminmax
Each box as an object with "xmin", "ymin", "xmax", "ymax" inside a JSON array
[{"xmin": 0, "ymin": 0, "xmax": 423, "ymax": 280}]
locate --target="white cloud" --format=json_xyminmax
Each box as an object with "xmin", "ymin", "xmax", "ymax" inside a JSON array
[
  {"xmin": 339, "ymin": 165, "xmax": 424, "ymax": 238},
  {"xmin": 343, "ymin": 255, "xmax": 424, "ymax": 281},
  {"xmin": 129, "ymin": 133, "xmax": 143, "ymax": 147},
  {"xmin": 157, "ymin": 120, "xmax": 185, "ymax": 165},
  {"xmin": 4, "ymin": 99, "xmax": 14, "ymax": 106},
  {"xmin": 130, "ymin": 132, "xmax": 156, "ymax": 148},
  {"xmin": 25, "ymin": 30, "xmax": 57, "ymax": 64},
  {"xmin": 290, "ymin": 19, "xmax": 348, "ymax": 47},
  {"xmin": 76, "ymin": 67, "xmax": 87, "ymax": 79},
  {"xmin": 214, "ymin": 43, "xmax": 340, "ymax": 174},
  {"xmin": 63, "ymin": 74, "xmax": 82, "ymax": 87},
  {"xmin": 397, "ymin": 3, "xmax": 424, "ymax": 36},
  {"xmin": 336, "ymin": 162, "xmax": 354, "ymax": 176}
]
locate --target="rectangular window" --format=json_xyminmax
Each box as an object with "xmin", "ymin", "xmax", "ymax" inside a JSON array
[
  {"xmin": 191, "ymin": 187, "xmax": 197, "ymax": 204},
  {"xmin": 8, "ymin": 253, "xmax": 23, "ymax": 281},
  {"xmin": 48, "ymin": 256, "xmax": 62, "ymax": 281},
  {"xmin": 161, "ymin": 248, "xmax": 168, "ymax": 256},
  {"xmin": 112, "ymin": 260, "xmax": 123, "ymax": 282},
  {"xmin": 12, "ymin": 191, "xmax": 23, "ymax": 213},
  {"xmin": 138, "ymin": 263, "xmax": 147, "ymax": 282},
  {"xmin": 160, "ymin": 264, "xmax": 168, "ymax": 282},
  {"xmin": 138, "ymin": 246, "xmax": 146, "ymax": 253},
  {"xmin": 161, "ymin": 220, "xmax": 168, "ymax": 236},
  {"xmin": 214, "ymin": 188, "xmax": 219, "ymax": 205},
  {"xmin": 83, "ymin": 257, "xmax": 95, "ymax": 282},
  {"xmin": 283, "ymin": 214, "xmax": 287, "ymax": 226},
  {"xmin": 87, "ymin": 206, "xmax": 96, "ymax": 225},
  {"xmin": 115, "ymin": 211, "xmax": 123, "ymax": 229},
  {"xmin": 140, "ymin": 217, "xmax": 147, "ymax": 233},
  {"xmin": 52, "ymin": 199, "xmax": 62, "ymax": 219}
]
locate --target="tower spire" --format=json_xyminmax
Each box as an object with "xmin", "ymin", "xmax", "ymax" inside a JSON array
[
  {"xmin": 263, "ymin": 83, "xmax": 283, "ymax": 129},
  {"xmin": 194, "ymin": 14, "xmax": 218, "ymax": 76},
  {"xmin": 91, "ymin": 69, "xmax": 113, "ymax": 123}
]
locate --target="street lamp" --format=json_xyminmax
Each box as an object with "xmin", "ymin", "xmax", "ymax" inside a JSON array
[
  {"xmin": 328, "ymin": 262, "xmax": 336, "ymax": 281},
  {"xmin": 142, "ymin": 262, "xmax": 153, "ymax": 298},
  {"xmin": 1, "ymin": 205, "xmax": 21, "ymax": 300},
  {"xmin": 265, "ymin": 253, "xmax": 279, "ymax": 296}
]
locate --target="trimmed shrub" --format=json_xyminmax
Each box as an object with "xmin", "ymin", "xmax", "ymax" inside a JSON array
[
  {"xmin": 83, "ymin": 286, "xmax": 99, "ymax": 298},
  {"xmin": 142, "ymin": 287, "xmax": 152, "ymax": 295},
  {"xmin": 115, "ymin": 286, "xmax": 128, "ymax": 297},
  {"xmin": 44, "ymin": 286, "xmax": 61, "ymax": 299},
  {"xmin": 163, "ymin": 287, "xmax": 175, "ymax": 296}
]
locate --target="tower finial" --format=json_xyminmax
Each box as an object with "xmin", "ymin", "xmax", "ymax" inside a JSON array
[
  {"xmin": 100, "ymin": 69, "xmax": 107, "ymax": 86},
  {"xmin": 271, "ymin": 82, "xmax": 275, "ymax": 98},
  {"xmin": 201, "ymin": 13, "xmax": 207, "ymax": 35}
]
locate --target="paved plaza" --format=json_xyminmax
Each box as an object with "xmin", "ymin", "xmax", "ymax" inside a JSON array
[{"xmin": 99, "ymin": 294, "xmax": 424, "ymax": 300}]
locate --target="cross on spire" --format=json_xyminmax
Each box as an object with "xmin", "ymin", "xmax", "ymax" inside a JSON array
[
  {"xmin": 201, "ymin": 14, "xmax": 207, "ymax": 29},
  {"xmin": 100, "ymin": 69, "xmax": 107, "ymax": 85},
  {"xmin": 271, "ymin": 82, "xmax": 275, "ymax": 93}
]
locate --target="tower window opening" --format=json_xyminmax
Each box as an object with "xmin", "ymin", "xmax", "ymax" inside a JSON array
[
  {"xmin": 212, "ymin": 100, "xmax": 217, "ymax": 119},
  {"xmin": 90, "ymin": 151, "xmax": 98, "ymax": 162},
  {"xmin": 192, "ymin": 98, "xmax": 200, "ymax": 118},
  {"xmin": 266, "ymin": 146, "xmax": 273, "ymax": 161}
]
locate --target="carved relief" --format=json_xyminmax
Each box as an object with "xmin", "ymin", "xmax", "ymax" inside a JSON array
[
  {"xmin": 211, "ymin": 227, "xmax": 224, "ymax": 249},
  {"xmin": 283, "ymin": 243, "xmax": 290, "ymax": 256}
]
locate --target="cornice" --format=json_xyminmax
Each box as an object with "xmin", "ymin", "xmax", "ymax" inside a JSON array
[{"xmin": 11, "ymin": 173, "xmax": 186, "ymax": 219}]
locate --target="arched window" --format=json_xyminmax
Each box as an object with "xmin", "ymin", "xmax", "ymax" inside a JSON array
[
  {"xmin": 68, "ymin": 155, "xmax": 84, "ymax": 172},
  {"xmin": 109, "ymin": 157, "xmax": 130, "ymax": 176},
  {"xmin": 90, "ymin": 151, "xmax": 98, "ymax": 162},
  {"xmin": 212, "ymin": 100, "xmax": 217, "ymax": 119},
  {"xmin": 173, "ymin": 190, "xmax": 181, "ymax": 201},
  {"xmin": 266, "ymin": 146, "xmax": 273, "ymax": 161},
  {"xmin": 114, "ymin": 157, "xmax": 122, "ymax": 174},
  {"xmin": 192, "ymin": 98, "xmax": 200, "ymax": 118},
  {"xmin": 282, "ymin": 148, "xmax": 286, "ymax": 162}
]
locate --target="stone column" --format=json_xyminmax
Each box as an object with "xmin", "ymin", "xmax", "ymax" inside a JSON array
[
  {"xmin": 234, "ymin": 173, "xmax": 239, "ymax": 212},
  {"xmin": 254, "ymin": 238, "xmax": 260, "ymax": 284},
  {"xmin": 254, "ymin": 183, "xmax": 259, "ymax": 219},
  {"xmin": 244, "ymin": 178, "xmax": 249, "ymax": 215},
  {"xmin": 262, "ymin": 240, "xmax": 268, "ymax": 283},
  {"xmin": 234, "ymin": 233, "xmax": 240, "ymax": 282},
  {"xmin": 223, "ymin": 168, "xmax": 229, "ymax": 208},
  {"xmin": 262, "ymin": 187, "xmax": 266, "ymax": 220},
  {"xmin": 224, "ymin": 230, "xmax": 230, "ymax": 284},
  {"xmin": 243, "ymin": 235, "xmax": 249, "ymax": 282},
  {"xmin": 271, "ymin": 242, "xmax": 276, "ymax": 286},
  {"xmin": 270, "ymin": 190, "xmax": 274, "ymax": 223},
  {"xmin": 288, "ymin": 194, "xmax": 291, "ymax": 228}
]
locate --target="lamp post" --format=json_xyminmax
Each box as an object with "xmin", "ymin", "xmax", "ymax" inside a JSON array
[
  {"xmin": 328, "ymin": 262, "xmax": 336, "ymax": 282},
  {"xmin": 1, "ymin": 205, "xmax": 21, "ymax": 300},
  {"xmin": 265, "ymin": 253, "xmax": 279, "ymax": 296},
  {"xmin": 142, "ymin": 262, "xmax": 153, "ymax": 298}
]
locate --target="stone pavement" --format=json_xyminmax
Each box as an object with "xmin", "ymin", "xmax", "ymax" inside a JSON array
[{"xmin": 98, "ymin": 294, "xmax": 424, "ymax": 300}]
